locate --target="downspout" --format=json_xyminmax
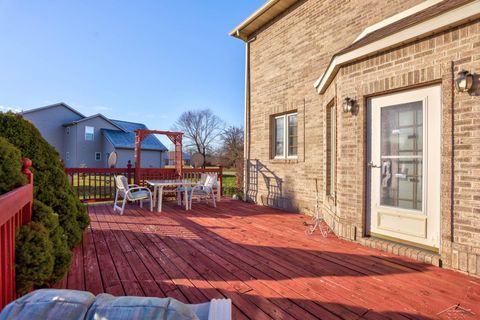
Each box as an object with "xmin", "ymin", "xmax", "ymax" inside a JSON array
[{"xmin": 243, "ymin": 37, "xmax": 255, "ymax": 201}]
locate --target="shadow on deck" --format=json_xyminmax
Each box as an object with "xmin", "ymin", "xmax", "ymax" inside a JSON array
[{"xmin": 61, "ymin": 199, "xmax": 480, "ymax": 320}]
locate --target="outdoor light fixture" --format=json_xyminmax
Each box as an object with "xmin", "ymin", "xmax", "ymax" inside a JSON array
[
  {"xmin": 342, "ymin": 97, "xmax": 355, "ymax": 114},
  {"xmin": 455, "ymin": 70, "xmax": 474, "ymax": 93}
]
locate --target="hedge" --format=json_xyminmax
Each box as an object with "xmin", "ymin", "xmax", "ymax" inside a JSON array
[
  {"xmin": 0, "ymin": 137, "xmax": 26, "ymax": 195},
  {"xmin": 15, "ymin": 222, "xmax": 54, "ymax": 295},
  {"xmin": 32, "ymin": 200, "xmax": 72, "ymax": 285},
  {"xmin": 0, "ymin": 112, "xmax": 90, "ymax": 293},
  {"xmin": 0, "ymin": 112, "xmax": 90, "ymax": 247}
]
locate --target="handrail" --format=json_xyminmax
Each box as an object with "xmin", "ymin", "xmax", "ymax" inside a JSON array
[
  {"xmin": 64, "ymin": 163, "xmax": 224, "ymax": 202},
  {"xmin": 0, "ymin": 158, "xmax": 33, "ymax": 310}
]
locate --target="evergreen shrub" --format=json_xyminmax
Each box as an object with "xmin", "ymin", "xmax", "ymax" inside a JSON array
[
  {"xmin": 15, "ymin": 222, "xmax": 54, "ymax": 295},
  {"xmin": 0, "ymin": 137, "xmax": 26, "ymax": 195}
]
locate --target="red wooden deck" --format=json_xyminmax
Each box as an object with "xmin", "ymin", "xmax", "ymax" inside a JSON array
[{"xmin": 62, "ymin": 199, "xmax": 480, "ymax": 319}]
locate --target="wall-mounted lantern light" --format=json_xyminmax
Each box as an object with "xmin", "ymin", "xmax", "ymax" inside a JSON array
[
  {"xmin": 342, "ymin": 97, "xmax": 356, "ymax": 114},
  {"xmin": 455, "ymin": 70, "xmax": 474, "ymax": 93}
]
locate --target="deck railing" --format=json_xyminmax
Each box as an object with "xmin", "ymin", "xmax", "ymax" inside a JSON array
[
  {"xmin": 65, "ymin": 162, "xmax": 223, "ymax": 202},
  {"xmin": 0, "ymin": 159, "xmax": 33, "ymax": 310}
]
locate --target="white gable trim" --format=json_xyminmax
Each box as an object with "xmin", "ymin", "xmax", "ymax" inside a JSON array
[
  {"xmin": 314, "ymin": 0, "xmax": 480, "ymax": 94},
  {"xmin": 353, "ymin": 0, "xmax": 444, "ymax": 43},
  {"xmin": 21, "ymin": 102, "xmax": 85, "ymax": 118}
]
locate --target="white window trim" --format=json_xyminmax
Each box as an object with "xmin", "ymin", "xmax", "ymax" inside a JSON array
[
  {"xmin": 273, "ymin": 112, "xmax": 298, "ymax": 160},
  {"xmin": 327, "ymin": 105, "xmax": 336, "ymax": 197},
  {"xmin": 85, "ymin": 126, "xmax": 94, "ymax": 141},
  {"xmin": 95, "ymin": 152, "xmax": 101, "ymax": 161}
]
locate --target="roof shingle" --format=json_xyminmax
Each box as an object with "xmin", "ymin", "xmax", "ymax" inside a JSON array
[{"xmin": 103, "ymin": 120, "xmax": 167, "ymax": 151}]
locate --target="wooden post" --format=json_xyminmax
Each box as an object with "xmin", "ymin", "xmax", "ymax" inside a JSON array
[
  {"xmin": 127, "ymin": 160, "xmax": 132, "ymax": 185},
  {"xmin": 134, "ymin": 130, "xmax": 142, "ymax": 185},
  {"xmin": 175, "ymin": 134, "xmax": 183, "ymax": 179},
  {"xmin": 219, "ymin": 166, "xmax": 223, "ymax": 197},
  {"xmin": 21, "ymin": 158, "xmax": 33, "ymax": 224},
  {"xmin": 21, "ymin": 158, "xmax": 33, "ymax": 185}
]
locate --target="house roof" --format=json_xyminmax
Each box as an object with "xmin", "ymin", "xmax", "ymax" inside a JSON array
[
  {"xmin": 103, "ymin": 120, "xmax": 167, "ymax": 152},
  {"xmin": 314, "ymin": 0, "xmax": 479, "ymax": 94},
  {"xmin": 62, "ymin": 113, "xmax": 127, "ymax": 131},
  {"xmin": 230, "ymin": 0, "xmax": 298, "ymax": 41},
  {"xmin": 110, "ymin": 119, "xmax": 148, "ymax": 132},
  {"xmin": 21, "ymin": 102, "xmax": 85, "ymax": 118}
]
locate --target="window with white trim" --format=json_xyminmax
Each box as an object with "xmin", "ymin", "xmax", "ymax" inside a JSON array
[
  {"xmin": 326, "ymin": 103, "xmax": 336, "ymax": 197},
  {"xmin": 85, "ymin": 126, "xmax": 94, "ymax": 141},
  {"xmin": 272, "ymin": 112, "xmax": 297, "ymax": 159},
  {"xmin": 66, "ymin": 152, "xmax": 70, "ymax": 161},
  {"xmin": 66, "ymin": 127, "xmax": 70, "ymax": 135},
  {"xmin": 95, "ymin": 152, "xmax": 101, "ymax": 161}
]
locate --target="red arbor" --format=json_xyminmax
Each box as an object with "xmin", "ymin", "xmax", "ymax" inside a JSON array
[{"xmin": 134, "ymin": 130, "xmax": 183, "ymax": 184}]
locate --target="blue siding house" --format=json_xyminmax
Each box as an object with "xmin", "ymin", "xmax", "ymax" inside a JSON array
[{"xmin": 22, "ymin": 103, "xmax": 167, "ymax": 168}]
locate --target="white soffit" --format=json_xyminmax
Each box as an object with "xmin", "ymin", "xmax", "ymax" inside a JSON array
[
  {"xmin": 229, "ymin": 0, "xmax": 297, "ymax": 41},
  {"xmin": 314, "ymin": 0, "xmax": 480, "ymax": 94}
]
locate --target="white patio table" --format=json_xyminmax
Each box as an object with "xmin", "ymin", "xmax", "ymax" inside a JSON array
[{"xmin": 145, "ymin": 179, "xmax": 198, "ymax": 212}]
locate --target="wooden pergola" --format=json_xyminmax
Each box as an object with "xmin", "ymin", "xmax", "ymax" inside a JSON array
[{"xmin": 134, "ymin": 129, "xmax": 183, "ymax": 184}]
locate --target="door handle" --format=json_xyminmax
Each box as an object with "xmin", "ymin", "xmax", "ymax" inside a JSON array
[{"xmin": 368, "ymin": 161, "xmax": 382, "ymax": 168}]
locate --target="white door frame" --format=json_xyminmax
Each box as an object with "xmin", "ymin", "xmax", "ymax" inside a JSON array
[{"xmin": 367, "ymin": 85, "xmax": 441, "ymax": 250}]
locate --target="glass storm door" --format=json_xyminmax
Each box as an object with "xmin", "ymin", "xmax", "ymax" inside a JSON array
[{"xmin": 368, "ymin": 85, "xmax": 441, "ymax": 250}]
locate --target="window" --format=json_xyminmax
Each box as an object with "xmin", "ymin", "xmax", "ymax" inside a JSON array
[
  {"xmin": 66, "ymin": 127, "xmax": 70, "ymax": 135},
  {"xmin": 66, "ymin": 152, "xmax": 70, "ymax": 161},
  {"xmin": 95, "ymin": 152, "xmax": 101, "ymax": 161},
  {"xmin": 326, "ymin": 103, "xmax": 336, "ymax": 196},
  {"xmin": 85, "ymin": 126, "xmax": 94, "ymax": 141},
  {"xmin": 272, "ymin": 112, "xmax": 298, "ymax": 159}
]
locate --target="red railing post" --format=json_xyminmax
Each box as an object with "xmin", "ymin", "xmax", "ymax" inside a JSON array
[
  {"xmin": 127, "ymin": 160, "xmax": 132, "ymax": 185},
  {"xmin": 21, "ymin": 158, "xmax": 33, "ymax": 222},
  {"xmin": 21, "ymin": 158, "xmax": 33, "ymax": 185}
]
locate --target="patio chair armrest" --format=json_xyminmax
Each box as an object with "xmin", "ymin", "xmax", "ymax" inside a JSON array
[
  {"xmin": 126, "ymin": 187, "xmax": 152, "ymax": 196},
  {"xmin": 128, "ymin": 184, "xmax": 140, "ymax": 188},
  {"xmin": 189, "ymin": 185, "xmax": 203, "ymax": 194}
]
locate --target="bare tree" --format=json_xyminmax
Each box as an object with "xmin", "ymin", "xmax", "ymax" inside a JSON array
[{"xmin": 173, "ymin": 109, "xmax": 225, "ymax": 167}]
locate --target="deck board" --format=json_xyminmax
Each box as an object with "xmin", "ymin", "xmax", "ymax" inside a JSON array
[{"xmin": 63, "ymin": 199, "xmax": 480, "ymax": 320}]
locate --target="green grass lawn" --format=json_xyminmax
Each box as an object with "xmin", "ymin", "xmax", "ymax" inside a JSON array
[{"xmin": 222, "ymin": 173, "xmax": 240, "ymax": 197}]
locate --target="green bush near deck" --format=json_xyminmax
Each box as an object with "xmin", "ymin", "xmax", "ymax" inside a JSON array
[
  {"xmin": 32, "ymin": 200, "xmax": 72, "ymax": 285},
  {"xmin": 0, "ymin": 137, "xmax": 27, "ymax": 195},
  {"xmin": 0, "ymin": 112, "xmax": 90, "ymax": 248},
  {"xmin": 15, "ymin": 222, "xmax": 55, "ymax": 295},
  {"xmin": 0, "ymin": 112, "xmax": 90, "ymax": 293}
]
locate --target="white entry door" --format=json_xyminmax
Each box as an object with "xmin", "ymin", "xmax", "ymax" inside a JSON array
[{"xmin": 368, "ymin": 85, "xmax": 441, "ymax": 250}]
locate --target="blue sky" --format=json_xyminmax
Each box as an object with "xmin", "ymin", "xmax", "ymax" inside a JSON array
[{"xmin": 0, "ymin": 0, "xmax": 264, "ymax": 146}]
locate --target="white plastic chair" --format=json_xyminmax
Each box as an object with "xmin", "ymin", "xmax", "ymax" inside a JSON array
[
  {"xmin": 113, "ymin": 175, "xmax": 153, "ymax": 215},
  {"xmin": 189, "ymin": 173, "xmax": 217, "ymax": 209}
]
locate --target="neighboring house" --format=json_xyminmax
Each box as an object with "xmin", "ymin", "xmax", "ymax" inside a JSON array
[
  {"xmin": 231, "ymin": 0, "xmax": 480, "ymax": 276},
  {"xmin": 22, "ymin": 103, "xmax": 167, "ymax": 168},
  {"xmin": 163, "ymin": 151, "xmax": 191, "ymax": 167}
]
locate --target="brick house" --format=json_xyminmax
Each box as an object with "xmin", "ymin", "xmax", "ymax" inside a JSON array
[{"xmin": 231, "ymin": 0, "xmax": 480, "ymax": 276}]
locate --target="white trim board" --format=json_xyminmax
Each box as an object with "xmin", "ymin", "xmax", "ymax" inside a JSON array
[
  {"xmin": 353, "ymin": 0, "xmax": 444, "ymax": 43},
  {"xmin": 314, "ymin": 0, "xmax": 480, "ymax": 94}
]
